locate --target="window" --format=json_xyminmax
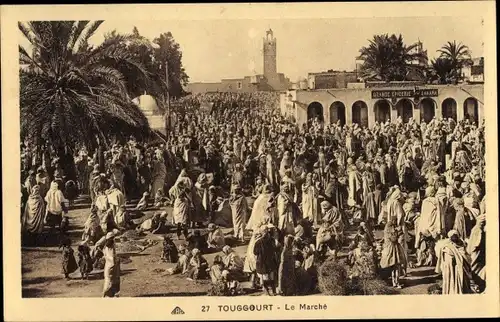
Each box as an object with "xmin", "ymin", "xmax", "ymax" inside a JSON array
[
  {"xmin": 237, "ymin": 82, "xmax": 243, "ymax": 89},
  {"xmin": 471, "ymin": 65, "xmax": 484, "ymax": 76}
]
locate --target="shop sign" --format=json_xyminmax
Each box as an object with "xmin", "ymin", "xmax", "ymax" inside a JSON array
[{"xmin": 371, "ymin": 88, "xmax": 438, "ymax": 99}]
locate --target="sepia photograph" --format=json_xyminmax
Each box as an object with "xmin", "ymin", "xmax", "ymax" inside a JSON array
[{"xmin": 2, "ymin": 1, "xmax": 499, "ymax": 321}]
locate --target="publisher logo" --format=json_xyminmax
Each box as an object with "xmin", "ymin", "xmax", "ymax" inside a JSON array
[{"xmin": 171, "ymin": 306, "xmax": 185, "ymax": 315}]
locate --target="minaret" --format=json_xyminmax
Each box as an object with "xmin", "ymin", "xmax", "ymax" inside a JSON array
[{"xmin": 263, "ymin": 29, "xmax": 277, "ymax": 79}]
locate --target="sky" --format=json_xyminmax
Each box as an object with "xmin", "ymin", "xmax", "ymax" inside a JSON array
[{"xmin": 20, "ymin": 17, "xmax": 484, "ymax": 83}]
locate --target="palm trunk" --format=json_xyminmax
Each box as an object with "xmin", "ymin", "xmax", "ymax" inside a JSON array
[
  {"xmin": 43, "ymin": 145, "xmax": 53, "ymax": 179},
  {"xmin": 98, "ymin": 144, "xmax": 105, "ymax": 174},
  {"xmin": 57, "ymin": 146, "xmax": 77, "ymax": 182}
]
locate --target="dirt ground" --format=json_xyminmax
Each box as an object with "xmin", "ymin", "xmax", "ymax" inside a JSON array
[{"xmin": 22, "ymin": 195, "xmax": 440, "ymax": 298}]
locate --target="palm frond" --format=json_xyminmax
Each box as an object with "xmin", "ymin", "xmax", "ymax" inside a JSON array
[
  {"xmin": 20, "ymin": 20, "xmax": 153, "ymax": 150},
  {"xmin": 18, "ymin": 22, "xmax": 39, "ymax": 47},
  {"xmin": 77, "ymin": 20, "xmax": 104, "ymax": 52},
  {"xmin": 68, "ymin": 21, "xmax": 90, "ymax": 52}
]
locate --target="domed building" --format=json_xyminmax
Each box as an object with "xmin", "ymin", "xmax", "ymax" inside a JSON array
[
  {"xmin": 132, "ymin": 93, "xmax": 167, "ymax": 134},
  {"xmin": 132, "ymin": 94, "xmax": 163, "ymax": 116}
]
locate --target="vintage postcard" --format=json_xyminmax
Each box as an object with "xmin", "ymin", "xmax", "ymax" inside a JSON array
[{"xmin": 2, "ymin": 1, "xmax": 499, "ymax": 321}]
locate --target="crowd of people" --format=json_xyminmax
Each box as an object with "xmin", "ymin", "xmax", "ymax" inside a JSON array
[{"xmin": 21, "ymin": 90, "xmax": 486, "ymax": 296}]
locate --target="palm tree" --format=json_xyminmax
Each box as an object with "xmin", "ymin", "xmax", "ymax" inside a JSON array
[
  {"xmin": 358, "ymin": 34, "xmax": 428, "ymax": 82},
  {"xmin": 437, "ymin": 41, "xmax": 472, "ymax": 81},
  {"xmin": 19, "ymin": 21, "xmax": 153, "ymax": 178},
  {"xmin": 428, "ymin": 57, "xmax": 456, "ymax": 84}
]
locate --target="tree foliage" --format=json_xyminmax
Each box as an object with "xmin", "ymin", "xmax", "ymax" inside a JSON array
[
  {"xmin": 357, "ymin": 34, "xmax": 428, "ymax": 82},
  {"xmin": 438, "ymin": 40, "xmax": 472, "ymax": 69},
  {"xmin": 152, "ymin": 31, "xmax": 190, "ymax": 99},
  {"xmin": 434, "ymin": 40, "xmax": 472, "ymax": 84},
  {"xmin": 104, "ymin": 27, "xmax": 189, "ymax": 104},
  {"xmin": 428, "ymin": 57, "xmax": 456, "ymax": 84},
  {"xmin": 19, "ymin": 21, "xmax": 152, "ymax": 152}
]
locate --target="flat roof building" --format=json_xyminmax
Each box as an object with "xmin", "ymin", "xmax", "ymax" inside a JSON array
[
  {"xmin": 307, "ymin": 70, "xmax": 358, "ymax": 90},
  {"xmin": 280, "ymin": 82, "xmax": 483, "ymax": 128}
]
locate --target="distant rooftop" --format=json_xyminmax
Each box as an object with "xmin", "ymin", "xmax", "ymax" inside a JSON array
[
  {"xmin": 472, "ymin": 57, "xmax": 484, "ymax": 65},
  {"xmin": 308, "ymin": 70, "xmax": 356, "ymax": 76}
]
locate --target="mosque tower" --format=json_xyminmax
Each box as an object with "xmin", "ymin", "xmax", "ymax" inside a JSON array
[{"xmin": 263, "ymin": 29, "xmax": 277, "ymax": 79}]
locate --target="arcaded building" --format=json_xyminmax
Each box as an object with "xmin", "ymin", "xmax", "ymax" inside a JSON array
[{"xmin": 279, "ymin": 82, "xmax": 484, "ymax": 128}]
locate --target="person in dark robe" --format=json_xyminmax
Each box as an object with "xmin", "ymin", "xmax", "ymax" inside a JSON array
[
  {"xmin": 323, "ymin": 176, "xmax": 346, "ymax": 210},
  {"xmin": 385, "ymin": 154, "xmax": 399, "ymax": 187},
  {"xmin": 448, "ymin": 176, "xmax": 464, "ymax": 199},
  {"xmin": 186, "ymin": 230, "xmax": 209, "ymax": 254},
  {"xmin": 198, "ymin": 145, "xmax": 207, "ymax": 167},
  {"xmin": 137, "ymin": 157, "xmax": 152, "ymax": 197},
  {"xmin": 364, "ymin": 183, "xmax": 383, "ymax": 227},
  {"xmin": 186, "ymin": 248, "xmax": 209, "ymax": 281},
  {"xmin": 294, "ymin": 218, "xmax": 314, "ymax": 245},
  {"xmin": 64, "ymin": 178, "xmax": 79, "ymax": 204},
  {"xmin": 380, "ymin": 217, "xmax": 406, "ymax": 289},
  {"xmin": 60, "ymin": 236, "xmax": 78, "ymax": 279},
  {"xmin": 53, "ymin": 170, "xmax": 65, "ymax": 191},
  {"xmin": 438, "ymin": 132, "xmax": 447, "ymax": 173},
  {"xmin": 452, "ymin": 198, "xmax": 476, "ymax": 241},
  {"xmin": 123, "ymin": 158, "xmax": 137, "ymax": 199},
  {"xmin": 77, "ymin": 243, "xmax": 94, "ymax": 280},
  {"xmin": 253, "ymin": 225, "xmax": 279, "ymax": 296},
  {"xmin": 377, "ymin": 158, "xmax": 389, "ymax": 193},
  {"xmin": 277, "ymin": 235, "xmax": 297, "ymax": 296}
]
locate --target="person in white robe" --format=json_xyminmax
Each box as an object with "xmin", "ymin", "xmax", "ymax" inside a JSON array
[
  {"xmin": 192, "ymin": 173, "xmax": 209, "ymax": 226},
  {"xmin": 279, "ymin": 151, "xmax": 293, "ymax": 179},
  {"xmin": 415, "ymin": 186, "xmax": 442, "ymax": 242},
  {"xmin": 95, "ymin": 230, "xmax": 121, "ymax": 297},
  {"xmin": 467, "ymin": 214, "xmax": 486, "ymax": 293},
  {"xmin": 319, "ymin": 200, "xmax": 344, "ymax": 245},
  {"xmin": 435, "ymin": 230, "xmax": 472, "ymax": 294},
  {"xmin": 301, "ymin": 173, "xmax": 321, "ymax": 226},
  {"xmin": 110, "ymin": 162, "xmax": 126, "ymax": 197},
  {"xmin": 206, "ymin": 223, "xmax": 226, "ymax": 250},
  {"xmin": 246, "ymin": 184, "xmax": 274, "ymax": 230},
  {"xmin": 222, "ymin": 245, "xmax": 245, "ymax": 281},
  {"xmin": 347, "ymin": 164, "xmax": 362, "ymax": 207},
  {"xmin": 265, "ymin": 153, "xmax": 279, "ymax": 190},
  {"xmin": 106, "ymin": 185, "xmax": 126, "ymax": 216},
  {"xmin": 277, "ymin": 185, "xmax": 297, "ymax": 239},
  {"xmin": 169, "ymin": 181, "xmax": 192, "ymax": 240},
  {"xmin": 244, "ymin": 224, "xmax": 265, "ymax": 289},
  {"xmin": 229, "ymin": 185, "xmax": 249, "ymax": 243}
]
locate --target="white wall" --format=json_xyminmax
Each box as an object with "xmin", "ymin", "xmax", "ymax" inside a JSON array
[{"xmin": 286, "ymin": 84, "xmax": 484, "ymax": 127}]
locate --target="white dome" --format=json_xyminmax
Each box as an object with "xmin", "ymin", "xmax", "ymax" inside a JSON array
[{"xmin": 132, "ymin": 94, "xmax": 160, "ymax": 113}]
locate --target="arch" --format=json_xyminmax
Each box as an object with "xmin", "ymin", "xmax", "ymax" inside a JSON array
[
  {"xmin": 329, "ymin": 101, "xmax": 346, "ymax": 125},
  {"xmin": 419, "ymin": 98, "xmax": 436, "ymax": 123},
  {"xmin": 441, "ymin": 98, "xmax": 457, "ymax": 121},
  {"xmin": 307, "ymin": 102, "xmax": 324, "ymax": 122},
  {"xmin": 351, "ymin": 100, "xmax": 368, "ymax": 127},
  {"xmin": 395, "ymin": 99, "xmax": 414, "ymax": 123},
  {"xmin": 374, "ymin": 99, "xmax": 392, "ymax": 123},
  {"xmin": 463, "ymin": 97, "xmax": 479, "ymax": 124}
]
